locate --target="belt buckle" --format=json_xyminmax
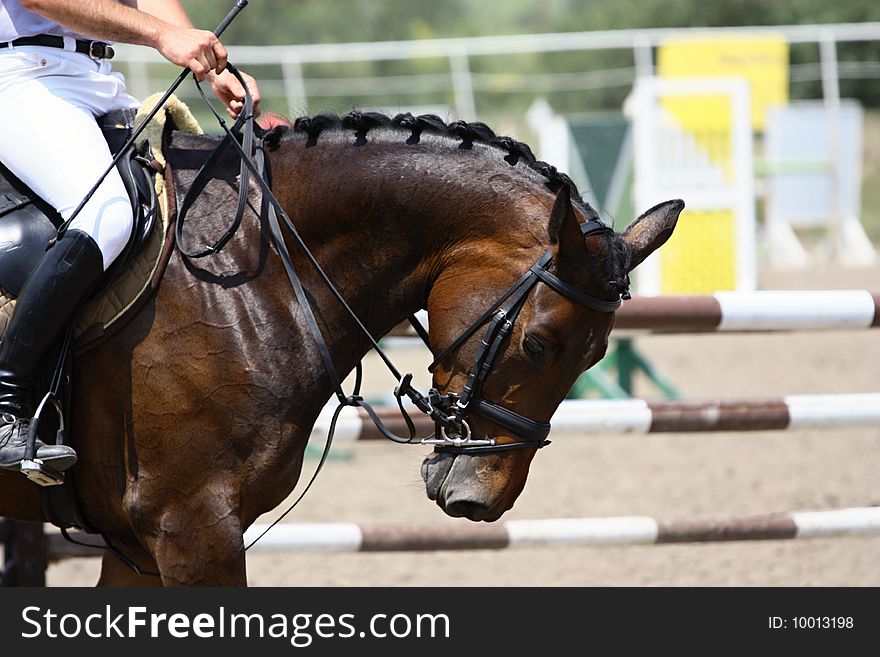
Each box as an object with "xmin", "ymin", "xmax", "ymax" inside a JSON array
[{"xmin": 88, "ymin": 41, "xmax": 114, "ymax": 60}]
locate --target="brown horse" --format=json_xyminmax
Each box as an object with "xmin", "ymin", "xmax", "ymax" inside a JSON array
[{"xmin": 0, "ymin": 111, "xmax": 681, "ymax": 585}]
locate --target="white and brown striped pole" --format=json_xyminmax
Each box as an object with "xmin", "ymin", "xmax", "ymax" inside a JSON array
[
  {"xmin": 313, "ymin": 393, "xmax": 880, "ymax": 442},
  {"xmin": 46, "ymin": 507, "xmax": 880, "ymax": 558},
  {"xmin": 387, "ymin": 291, "xmax": 880, "ymax": 338},
  {"xmin": 241, "ymin": 507, "xmax": 880, "ymax": 551},
  {"xmin": 615, "ymin": 290, "xmax": 880, "ymax": 332}
]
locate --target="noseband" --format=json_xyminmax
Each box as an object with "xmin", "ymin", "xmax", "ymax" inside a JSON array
[{"xmin": 412, "ymin": 219, "xmax": 626, "ymax": 455}]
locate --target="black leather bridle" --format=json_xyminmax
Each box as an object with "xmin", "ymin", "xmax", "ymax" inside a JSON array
[
  {"xmin": 409, "ymin": 222, "xmax": 626, "ymax": 455},
  {"xmin": 178, "ymin": 65, "xmax": 627, "ymax": 461}
]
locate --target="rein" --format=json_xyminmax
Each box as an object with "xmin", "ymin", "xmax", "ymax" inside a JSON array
[
  {"xmin": 180, "ymin": 68, "xmax": 451, "ymax": 441},
  {"xmin": 179, "ymin": 66, "xmax": 474, "ymax": 441},
  {"xmin": 177, "ymin": 66, "xmax": 456, "ymax": 547}
]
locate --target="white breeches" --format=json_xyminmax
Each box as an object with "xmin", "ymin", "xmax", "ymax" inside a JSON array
[{"xmin": 0, "ymin": 46, "xmax": 140, "ymax": 271}]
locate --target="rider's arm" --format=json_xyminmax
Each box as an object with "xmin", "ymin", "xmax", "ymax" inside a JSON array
[
  {"xmin": 20, "ymin": 0, "xmax": 225, "ymax": 80},
  {"xmin": 132, "ymin": 0, "xmax": 192, "ymax": 29},
  {"xmin": 22, "ymin": 0, "xmax": 260, "ymax": 115},
  {"xmin": 136, "ymin": 0, "xmax": 261, "ymax": 117},
  {"xmin": 139, "ymin": 0, "xmax": 262, "ymax": 118}
]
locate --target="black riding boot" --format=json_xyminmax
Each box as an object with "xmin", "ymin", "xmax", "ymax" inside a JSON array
[{"xmin": 0, "ymin": 229, "xmax": 104, "ymax": 473}]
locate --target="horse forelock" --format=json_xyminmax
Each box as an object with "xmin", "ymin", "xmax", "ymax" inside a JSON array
[
  {"xmin": 272, "ymin": 110, "xmax": 603, "ymax": 223},
  {"xmin": 604, "ymin": 232, "xmax": 632, "ymax": 297}
]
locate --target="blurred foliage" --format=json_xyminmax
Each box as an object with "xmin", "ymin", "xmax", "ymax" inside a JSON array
[
  {"xmin": 861, "ymin": 111, "xmax": 880, "ymax": 240},
  {"xmin": 180, "ymin": 0, "xmax": 880, "ymax": 43},
  {"xmin": 176, "ymin": 0, "xmax": 880, "ymax": 120}
]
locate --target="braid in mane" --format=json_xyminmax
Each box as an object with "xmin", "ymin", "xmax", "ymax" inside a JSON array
[
  {"xmin": 341, "ymin": 111, "xmax": 393, "ymax": 146},
  {"xmin": 292, "ymin": 113, "xmax": 337, "ymax": 147},
  {"xmin": 284, "ymin": 110, "xmax": 594, "ymax": 213},
  {"xmin": 448, "ymin": 120, "xmax": 497, "ymax": 150}
]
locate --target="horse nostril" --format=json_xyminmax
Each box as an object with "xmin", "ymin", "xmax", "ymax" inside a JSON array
[{"xmin": 445, "ymin": 500, "xmax": 485, "ymax": 519}]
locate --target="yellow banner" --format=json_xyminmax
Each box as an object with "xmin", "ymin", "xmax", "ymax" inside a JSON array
[
  {"xmin": 659, "ymin": 209, "xmax": 737, "ymax": 293},
  {"xmin": 658, "ymin": 34, "xmax": 788, "ymax": 130}
]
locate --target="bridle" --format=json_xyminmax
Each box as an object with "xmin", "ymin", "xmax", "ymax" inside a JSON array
[
  {"xmin": 409, "ymin": 221, "xmax": 626, "ymax": 455},
  {"xmin": 177, "ymin": 65, "xmax": 627, "ymax": 461}
]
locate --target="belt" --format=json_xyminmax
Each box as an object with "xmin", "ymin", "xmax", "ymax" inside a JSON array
[{"xmin": 0, "ymin": 35, "xmax": 114, "ymax": 60}]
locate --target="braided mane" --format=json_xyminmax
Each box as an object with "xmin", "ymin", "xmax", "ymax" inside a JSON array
[{"xmin": 264, "ymin": 110, "xmax": 601, "ymax": 222}]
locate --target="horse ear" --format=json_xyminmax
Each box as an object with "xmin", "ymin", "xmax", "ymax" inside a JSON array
[
  {"xmin": 547, "ymin": 186, "xmax": 581, "ymax": 252},
  {"xmin": 622, "ymin": 199, "xmax": 684, "ymax": 271}
]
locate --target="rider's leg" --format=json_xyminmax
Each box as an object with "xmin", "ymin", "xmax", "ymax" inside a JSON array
[
  {"xmin": 0, "ymin": 230, "xmax": 104, "ymax": 470},
  {"xmin": 0, "ymin": 48, "xmax": 137, "ymax": 472}
]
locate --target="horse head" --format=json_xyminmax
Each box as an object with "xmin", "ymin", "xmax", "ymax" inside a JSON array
[{"xmin": 421, "ymin": 186, "xmax": 682, "ymax": 521}]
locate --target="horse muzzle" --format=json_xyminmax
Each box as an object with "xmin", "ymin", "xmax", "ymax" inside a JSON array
[{"xmin": 420, "ymin": 450, "xmax": 516, "ymax": 522}]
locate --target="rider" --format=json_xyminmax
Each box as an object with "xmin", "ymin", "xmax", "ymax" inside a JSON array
[{"xmin": 0, "ymin": 0, "xmax": 261, "ymax": 474}]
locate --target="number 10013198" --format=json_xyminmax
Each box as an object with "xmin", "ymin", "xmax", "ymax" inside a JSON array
[{"xmin": 769, "ymin": 616, "xmax": 854, "ymax": 629}]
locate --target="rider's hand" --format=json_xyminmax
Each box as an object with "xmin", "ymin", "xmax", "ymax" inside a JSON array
[
  {"xmin": 154, "ymin": 26, "xmax": 227, "ymax": 81},
  {"xmin": 208, "ymin": 69, "xmax": 262, "ymax": 119}
]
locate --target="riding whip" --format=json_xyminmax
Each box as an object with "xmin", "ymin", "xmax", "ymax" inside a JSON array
[{"xmin": 51, "ymin": 0, "xmax": 250, "ymax": 244}]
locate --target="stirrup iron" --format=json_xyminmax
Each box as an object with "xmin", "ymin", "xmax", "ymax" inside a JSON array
[{"xmin": 20, "ymin": 391, "xmax": 67, "ymax": 487}]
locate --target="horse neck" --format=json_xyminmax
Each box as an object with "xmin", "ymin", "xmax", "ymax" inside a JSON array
[{"xmin": 267, "ymin": 135, "xmax": 547, "ymax": 373}]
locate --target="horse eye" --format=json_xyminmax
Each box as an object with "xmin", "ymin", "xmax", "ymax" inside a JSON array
[{"xmin": 522, "ymin": 334, "xmax": 545, "ymax": 357}]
